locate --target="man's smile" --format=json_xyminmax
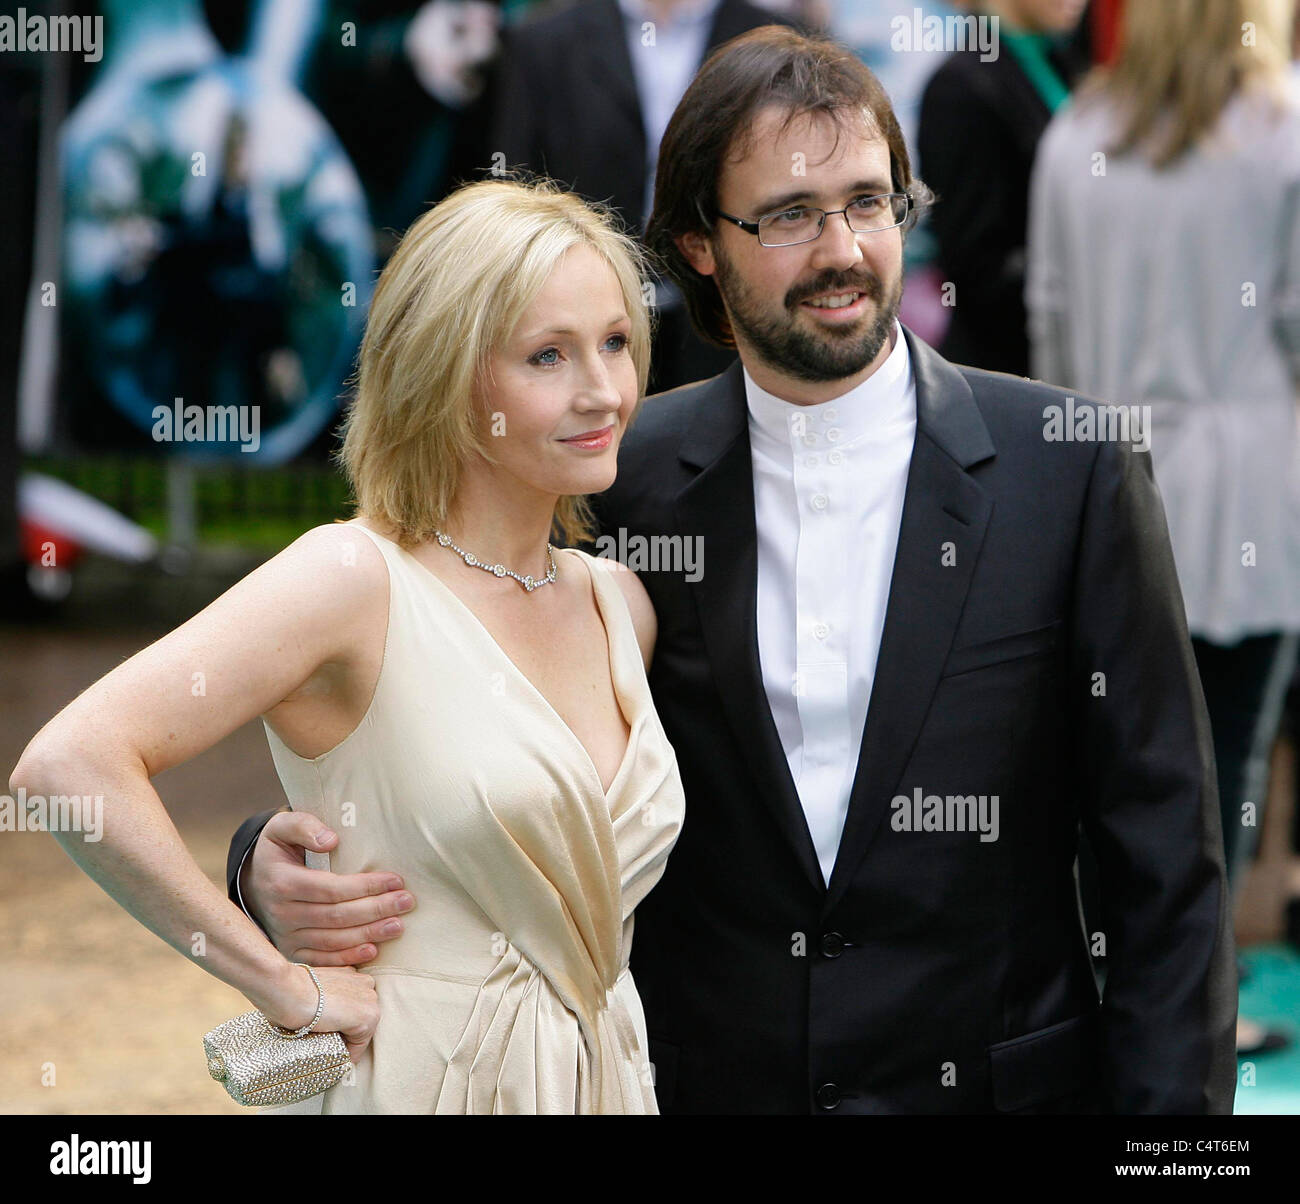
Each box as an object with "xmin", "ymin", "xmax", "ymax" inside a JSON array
[
  {"xmin": 803, "ymin": 291, "xmax": 862, "ymax": 309},
  {"xmin": 798, "ymin": 290, "xmax": 873, "ymax": 323}
]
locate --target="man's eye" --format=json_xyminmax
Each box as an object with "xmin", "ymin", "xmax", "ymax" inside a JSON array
[
  {"xmin": 852, "ymin": 195, "xmax": 887, "ymax": 211},
  {"xmin": 773, "ymin": 207, "xmax": 810, "ymax": 224}
]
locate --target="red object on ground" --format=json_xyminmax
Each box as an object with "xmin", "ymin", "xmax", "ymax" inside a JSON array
[{"xmin": 20, "ymin": 519, "xmax": 82, "ymax": 571}]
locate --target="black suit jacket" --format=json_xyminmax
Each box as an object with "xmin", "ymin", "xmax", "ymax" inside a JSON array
[
  {"xmin": 918, "ymin": 40, "xmax": 1085, "ymax": 376},
  {"xmin": 486, "ymin": 0, "xmax": 799, "ymax": 235},
  {"xmin": 229, "ymin": 328, "xmax": 1236, "ymax": 1113}
]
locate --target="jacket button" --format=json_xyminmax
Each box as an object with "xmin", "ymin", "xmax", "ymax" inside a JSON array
[
  {"xmin": 821, "ymin": 931, "xmax": 845, "ymax": 958},
  {"xmin": 816, "ymin": 1082, "xmax": 841, "ymax": 1110}
]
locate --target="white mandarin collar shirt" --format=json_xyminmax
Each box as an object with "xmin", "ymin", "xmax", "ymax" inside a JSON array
[{"xmin": 744, "ymin": 320, "xmax": 917, "ymax": 884}]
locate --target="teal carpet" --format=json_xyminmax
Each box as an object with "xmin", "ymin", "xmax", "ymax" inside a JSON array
[{"xmin": 1234, "ymin": 944, "xmax": 1300, "ymax": 1114}]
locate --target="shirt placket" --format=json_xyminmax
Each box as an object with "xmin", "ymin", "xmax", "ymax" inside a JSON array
[{"xmin": 789, "ymin": 406, "xmax": 853, "ymax": 878}]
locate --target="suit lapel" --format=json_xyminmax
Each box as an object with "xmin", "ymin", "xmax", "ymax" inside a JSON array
[
  {"xmin": 674, "ymin": 361, "xmax": 826, "ymax": 894},
  {"xmin": 822, "ymin": 329, "xmax": 995, "ymax": 914}
]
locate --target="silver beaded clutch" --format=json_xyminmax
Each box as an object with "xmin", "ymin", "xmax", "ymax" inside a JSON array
[{"xmin": 204, "ymin": 1009, "xmax": 350, "ymax": 1107}]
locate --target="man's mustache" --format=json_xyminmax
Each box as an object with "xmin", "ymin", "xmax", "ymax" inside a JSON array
[{"xmin": 787, "ymin": 273, "xmax": 885, "ymax": 307}]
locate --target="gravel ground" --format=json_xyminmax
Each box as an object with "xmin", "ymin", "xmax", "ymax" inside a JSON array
[{"xmin": 0, "ymin": 625, "xmax": 285, "ymax": 1115}]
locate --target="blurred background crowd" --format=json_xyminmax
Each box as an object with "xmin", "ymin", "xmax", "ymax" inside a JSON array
[{"xmin": 2, "ymin": 0, "xmax": 1300, "ymax": 1111}]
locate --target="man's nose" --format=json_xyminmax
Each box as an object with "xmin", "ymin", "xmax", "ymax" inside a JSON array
[{"xmin": 810, "ymin": 210, "xmax": 865, "ymax": 272}]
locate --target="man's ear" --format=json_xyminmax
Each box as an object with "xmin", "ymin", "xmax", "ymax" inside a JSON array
[{"xmin": 675, "ymin": 229, "xmax": 716, "ymax": 278}]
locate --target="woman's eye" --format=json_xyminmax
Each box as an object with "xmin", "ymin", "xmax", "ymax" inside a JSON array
[
  {"xmin": 529, "ymin": 347, "xmax": 560, "ymax": 366},
  {"xmin": 605, "ymin": 332, "xmax": 629, "ymax": 352}
]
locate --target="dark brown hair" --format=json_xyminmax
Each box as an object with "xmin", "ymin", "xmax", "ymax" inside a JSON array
[{"xmin": 646, "ymin": 25, "xmax": 933, "ymax": 349}]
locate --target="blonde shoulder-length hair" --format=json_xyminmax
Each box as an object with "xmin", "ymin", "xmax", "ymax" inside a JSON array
[
  {"xmin": 1078, "ymin": 0, "xmax": 1295, "ymax": 169},
  {"xmin": 337, "ymin": 176, "xmax": 654, "ymax": 548}
]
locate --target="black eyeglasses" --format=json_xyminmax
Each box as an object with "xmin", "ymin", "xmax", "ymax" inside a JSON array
[{"xmin": 709, "ymin": 192, "xmax": 913, "ymax": 247}]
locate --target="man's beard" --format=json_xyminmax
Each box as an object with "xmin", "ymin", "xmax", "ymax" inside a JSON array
[{"xmin": 712, "ymin": 241, "xmax": 902, "ymax": 383}]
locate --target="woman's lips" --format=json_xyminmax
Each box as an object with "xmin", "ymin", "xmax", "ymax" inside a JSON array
[{"xmin": 560, "ymin": 426, "xmax": 614, "ymax": 449}]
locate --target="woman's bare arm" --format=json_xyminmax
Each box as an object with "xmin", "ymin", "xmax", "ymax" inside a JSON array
[{"xmin": 8, "ymin": 523, "xmax": 388, "ymax": 1038}]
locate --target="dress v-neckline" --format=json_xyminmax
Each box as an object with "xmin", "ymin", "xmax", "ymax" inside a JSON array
[{"xmin": 369, "ymin": 529, "xmax": 639, "ymax": 802}]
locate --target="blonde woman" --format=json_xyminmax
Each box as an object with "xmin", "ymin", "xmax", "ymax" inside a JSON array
[
  {"xmin": 1027, "ymin": 0, "xmax": 1300, "ymax": 1056},
  {"xmin": 9, "ymin": 178, "xmax": 686, "ymax": 1112}
]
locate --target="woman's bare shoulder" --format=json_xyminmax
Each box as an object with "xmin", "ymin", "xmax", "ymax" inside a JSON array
[
  {"xmin": 580, "ymin": 551, "xmax": 657, "ymax": 671},
  {"xmin": 274, "ymin": 520, "xmax": 389, "ymax": 588},
  {"xmin": 247, "ymin": 521, "xmax": 391, "ymax": 646}
]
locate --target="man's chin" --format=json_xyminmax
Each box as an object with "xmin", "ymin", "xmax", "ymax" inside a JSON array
[
  {"xmin": 795, "ymin": 300, "xmax": 890, "ymax": 343},
  {"xmin": 790, "ymin": 316, "xmax": 892, "ymax": 374}
]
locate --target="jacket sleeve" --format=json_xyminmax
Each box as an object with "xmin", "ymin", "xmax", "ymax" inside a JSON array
[
  {"xmin": 225, "ymin": 807, "xmax": 284, "ymax": 935},
  {"xmin": 1068, "ymin": 434, "xmax": 1238, "ymax": 1113}
]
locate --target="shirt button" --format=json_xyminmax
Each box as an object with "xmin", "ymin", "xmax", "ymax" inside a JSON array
[
  {"xmin": 803, "ymin": 433, "xmax": 818, "ymax": 446},
  {"xmin": 825, "ymin": 407, "xmax": 838, "ymax": 420},
  {"xmin": 805, "ymin": 455, "xmax": 818, "ymax": 467},
  {"xmin": 828, "ymin": 450, "xmax": 844, "ymax": 465},
  {"xmin": 827, "ymin": 428, "xmax": 842, "ymax": 442},
  {"xmin": 816, "ymin": 1083, "xmax": 842, "ymax": 1110},
  {"xmin": 811, "ymin": 493, "xmax": 828, "ymax": 511},
  {"xmin": 814, "ymin": 622, "xmax": 830, "ymax": 639}
]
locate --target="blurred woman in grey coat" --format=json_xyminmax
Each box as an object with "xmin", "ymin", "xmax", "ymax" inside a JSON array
[{"xmin": 1026, "ymin": 0, "xmax": 1300, "ymax": 1056}]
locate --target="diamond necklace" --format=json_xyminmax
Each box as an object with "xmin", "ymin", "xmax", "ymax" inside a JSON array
[{"xmin": 432, "ymin": 529, "xmax": 557, "ymax": 593}]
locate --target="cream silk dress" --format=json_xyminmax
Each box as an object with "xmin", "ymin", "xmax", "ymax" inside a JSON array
[{"xmin": 260, "ymin": 524, "xmax": 685, "ymax": 1114}]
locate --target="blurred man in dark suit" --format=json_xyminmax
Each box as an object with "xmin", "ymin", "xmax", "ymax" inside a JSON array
[{"xmin": 918, "ymin": 0, "xmax": 1090, "ymax": 375}]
